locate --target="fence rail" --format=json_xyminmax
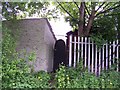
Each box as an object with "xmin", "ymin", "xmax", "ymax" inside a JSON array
[{"xmin": 68, "ymin": 35, "xmax": 120, "ymax": 76}]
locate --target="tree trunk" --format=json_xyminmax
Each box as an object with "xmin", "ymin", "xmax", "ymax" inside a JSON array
[
  {"xmin": 78, "ymin": 2, "xmax": 85, "ymax": 36},
  {"xmin": 117, "ymin": 14, "xmax": 120, "ymax": 39},
  {"xmin": 85, "ymin": 7, "xmax": 95, "ymax": 36}
]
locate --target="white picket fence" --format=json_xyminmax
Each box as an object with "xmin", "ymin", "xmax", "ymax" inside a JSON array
[{"xmin": 68, "ymin": 35, "xmax": 120, "ymax": 76}]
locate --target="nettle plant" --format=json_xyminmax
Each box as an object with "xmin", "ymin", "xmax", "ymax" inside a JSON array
[{"xmin": 2, "ymin": 27, "xmax": 50, "ymax": 88}]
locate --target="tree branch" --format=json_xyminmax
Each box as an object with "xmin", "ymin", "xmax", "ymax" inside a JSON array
[
  {"xmin": 95, "ymin": 3, "xmax": 120, "ymax": 17},
  {"xmin": 103, "ymin": 12, "xmax": 120, "ymax": 16},
  {"xmin": 73, "ymin": 1, "xmax": 79, "ymax": 9},
  {"xmin": 102, "ymin": 3, "xmax": 110, "ymax": 10},
  {"xmin": 96, "ymin": 2, "xmax": 105, "ymax": 12},
  {"xmin": 56, "ymin": 1, "xmax": 75, "ymax": 20},
  {"xmin": 86, "ymin": 5, "xmax": 96, "ymax": 35},
  {"xmin": 84, "ymin": 3, "xmax": 90, "ymax": 16}
]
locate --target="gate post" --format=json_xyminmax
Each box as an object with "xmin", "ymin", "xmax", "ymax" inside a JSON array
[{"xmin": 69, "ymin": 35, "xmax": 72, "ymax": 67}]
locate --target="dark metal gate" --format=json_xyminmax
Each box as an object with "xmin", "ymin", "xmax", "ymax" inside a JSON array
[{"xmin": 53, "ymin": 39, "xmax": 67, "ymax": 72}]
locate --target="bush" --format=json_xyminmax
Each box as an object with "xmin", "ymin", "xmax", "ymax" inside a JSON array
[
  {"xmin": 99, "ymin": 70, "xmax": 120, "ymax": 88},
  {"xmin": 54, "ymin": 60, "xmax": 120, "ymax": 88},
  {"xmin": 2, "ymin": 27, "xmax": 50, "ymax": 88}
]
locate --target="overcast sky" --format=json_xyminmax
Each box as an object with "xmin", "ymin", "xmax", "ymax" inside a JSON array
[{"xmin": 49, "ymin": 16, "xmax": 72, "ymax": 41}]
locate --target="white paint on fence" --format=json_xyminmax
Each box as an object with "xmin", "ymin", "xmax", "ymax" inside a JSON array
[
  {"xmin": 81, "ymin": 37, "xmax": 83, "ymax": 59},
  {"xmin": 88, "ymin": 38, "xmax": 91, "ymax": 72},
  {"xmin": 69, "ymin": 35, "xmax": 72, "ymax": 67},
  {"xmin": 91, "ymin": 41, "xmax": 94, "ymax": 73},
  {"xmin": 113, "ymin": 41, "xmax": 115, "ymax": 63},
  {"xmin": 102, "ymin": 45, "xmax": 104, "ymax": 70},
  {"xmin": 68, "ymin": 35, "xmax": 120, "ymax": 76},
  {"xmin": 85, "ymin": 37, "xmax": 87, "ymax": 67},
  {"xmin": 77, "ymin": 37, "xmax": 80, "ymax": 64},
  {"xmin": 106, "ymin": 43, "xmax": 108, "ymax": 70},
  {"xmin": 95, "ymin": 46, "xmax": 98, "ymax": 75},
  {"xmin": 109, "ymin": 42, "xmax": 111, "ymax": 68},
  {"xmin": 74, "ymin": 36, "xmax": 77, "ymax": 67},
  {"xmin": 117, "ymin": 40, "xmax": 119, "ymax": 72},
  {"xmin": 99, "ymin": 49, "xmax": 101, "ymax": 76}
]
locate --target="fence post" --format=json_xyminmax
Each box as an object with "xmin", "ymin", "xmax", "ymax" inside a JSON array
[
  {"xmin": 69, "ymin": 35, "xmax": 72, "ymax": 67},
  {"xmin": 81, "ymin": 37, "xmax": 84, "ymax": 59},
  {"xmin": 95, "ymin": 45, "xmax": 98, "ymax": 76},
  {"xmin": 84, "ymin": 37, "xmax": 87, "ymax": 68},
  {"xmin": 102, "ymin": 45, "xmax": 105, "ymax": 70},
  {"xmin": 109, "ymin": 42, "xmax": 111, "ymax": 68},
  {"xmin": 106, "ymin": 43, "xmax": 108, "ymax": 70},
  {"xmin": 77, "ymin": 36, "xmax": 80, "ymax": 64},
  {"xmin": 116, "ymin": 40, "xmax": 119, "ymax": 72},
  {"xmin": 88, "ymin": 37, "xmax": 91, "ymax": 72},
  {"xmin": 74, "ymin": 36, "xmax": 77, "ymax": 67},
  {"xmin": 98, "ymin": 49, "xmax": 101, "ymax": 76},
  {"xmin": 91, "ymin": 41, "xmax": 94, "ymax": 73},
  {"xmin": 113, "ymin": 41, "xmax": 115, "ymax": 64}
]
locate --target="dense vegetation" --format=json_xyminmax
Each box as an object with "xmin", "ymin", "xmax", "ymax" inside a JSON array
[
  {"xmin": 55, "ymin": 63, "xmax": 120, "ymax": 88},
  {"xmin": 2, "ymin": 27, "xmax": 120, "ymax": 89},
  {"xmin": 2, "ymin": 27, "xmax": 50, "ymax": 88}
]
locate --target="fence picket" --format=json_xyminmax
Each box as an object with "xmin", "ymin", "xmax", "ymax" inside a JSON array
[
  {"xmin": 98, "ymin": 49, "xmax": 101, "ymax": 76},
  {"xmin": 84, "ymin": 37, "xmax": 87, "ymax": 67},
  {"xmin": 116, "ymin": 40, "xmax": 119, "ymax": 72},
  {"xmin": 88, "ymin": 38, "xmax": 91, "ymax": 72},
  {"xmin": 106, "ymin": 43, "xmax": 108, "ymax": 70},
  {"xmin": 69, "ymin": 35, "xmax": 72, "ymax": 67},
  {"xmin": 91, "ymin": 41, "xmax": 94, "ymax": 73},
  {"xmin": 113, "ymin": 41, "xmax": 115, "ymax": 64},
  {"xmin": 109, "ymin": 42, "xmax": 111, "ymax": 68},
  {"xmin": 77, "ymin": 36, "xmax": 80, "ymax": 63},
  {"xmin": 95, "ymin": 45, "xmax": 98, "ymax": 75},
  {"xmin": 81, "ymin": 37, "xmax": 83, "ymax": 59},
  {"xmin": 68, "ymin": 35, "xmax": 119, "ymax": 75},
  {"xmin": 102, "ymin": 45, "xmax": 105, "ymax": 70},
  {"xmin": 74, "ymin": 36, "xmax": 77, "ymax": 67}
]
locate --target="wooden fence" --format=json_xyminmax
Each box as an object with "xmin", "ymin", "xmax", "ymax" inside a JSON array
[{"xmin": 68, "ymin": 35, "xmax": 120, "ymax": 76}]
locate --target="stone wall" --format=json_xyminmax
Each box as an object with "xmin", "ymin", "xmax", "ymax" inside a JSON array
[{"xmin": 2, "ymin": 18, "xmax": 56, "ymax": 72}]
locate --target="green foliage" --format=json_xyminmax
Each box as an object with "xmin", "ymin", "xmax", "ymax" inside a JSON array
[
  {"xmin": 2, "ymin": 27, "xmax": 50, "ymax": 88},
  {"xmin": 55, "ymin": 2, "xmax": 120, "ymax": 29},
  {"xmin": 2, "ymin": 2, "xmax": 58, "ymax": 20},
  {"xmin": 55, "ymin": 65, "xmax": 66, "ymax": 88},
  {"xmin": 54, "ymin": 60, "xmax": 120, "ymax": 88},
  {"xmin": 2, "ymin": 2, "xmax": 48, "ymax": 20},
  {"xmin": 92, "ymin": 16, "xmax": 117, "ymax": 41},
  {"xmin": 53, "ymin": 2, "xmax": 79, "ymax": 29},
  {"xmin": 99, "ymin": 69, "xmax": 120, "ymax": 88},
  {"xmin": 90, "ymin": 34, "xmax": 107, "ymax": 49}
]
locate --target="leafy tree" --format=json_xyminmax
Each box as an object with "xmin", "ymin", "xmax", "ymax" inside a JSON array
[
  {"xmin": 2, "ymin": 2, "xmax": 120, "ymax": 39},
  {"xmin": 54, "ymin": 2, "xmax": 120, "ymax": 37},
  {"xmin": 2, "ymin": 2, "xmax": 59, "ymax": 20},
  {"xmin": 115, "ymin": 6, "xmax": 120, "ymax": 39}
]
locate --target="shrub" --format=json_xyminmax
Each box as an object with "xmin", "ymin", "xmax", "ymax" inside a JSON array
[
  {"xmin": 54, "ymin": 60, "xmax": 120, "ymax": 88},
  {"xmin": 2, "ymin": 27, "xmax": 50, "ymax": 88},
  {"xmin": 99, "ymin": 69, "xmax": 120, "ymax": 88}
]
